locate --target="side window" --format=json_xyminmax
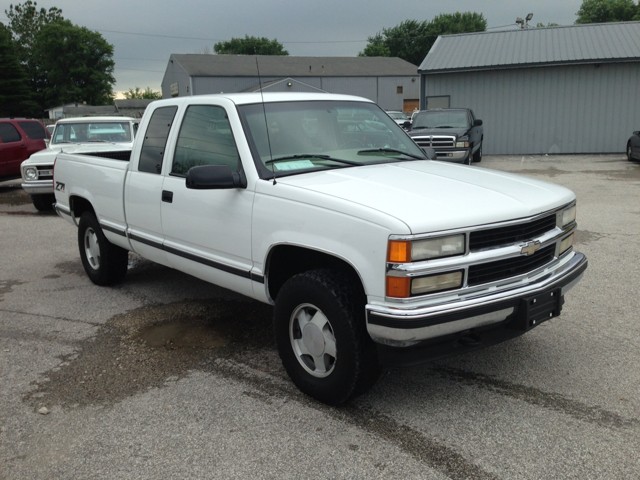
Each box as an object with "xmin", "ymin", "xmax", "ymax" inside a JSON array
[
  {"xmin": 172, "ymin": 105, "xmax": 240, "ymax": 176},
  {"xmin": 18, "ymin": 121, "xmax": 47, "ymax": 140},
  {"xmin": 138, "ymin": 106, "xmax": 178, "ymax": 174},
  {"xmin": 0, "ymin": 123, "xmax": 22, "ymax": 143}
]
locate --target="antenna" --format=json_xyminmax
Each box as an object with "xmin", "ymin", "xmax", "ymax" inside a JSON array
[{"xmin": 255, "ymin": 56, "xmax": 276, "ymax": 185}]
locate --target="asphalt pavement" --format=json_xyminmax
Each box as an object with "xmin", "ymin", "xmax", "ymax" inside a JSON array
[{"xmin": 1, "ymin": 154, "xmax": 639, "ymax": 479}]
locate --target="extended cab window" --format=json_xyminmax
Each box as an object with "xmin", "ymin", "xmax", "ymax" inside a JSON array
[
  {"xmin": 139, "ymin": 106, "xmax": 178, "ymax": 174},
  {"xmin": 0, "ymin": 123, "xmax": 22, "ymax": 143},
  {"xmin": 171, "ymin": 105, "xmax": 240, "ymax": 176}
]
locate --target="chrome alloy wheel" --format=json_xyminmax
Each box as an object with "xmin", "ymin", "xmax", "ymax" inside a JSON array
[
  {"xmin": 83, "ymin": 227, "xmax": 101, "ymax": 270},
  {"xmin": 289, "ymin": 303, "xmax": 337, "ymax": 378}
]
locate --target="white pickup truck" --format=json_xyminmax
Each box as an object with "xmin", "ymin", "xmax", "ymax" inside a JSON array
[
  {"xmin": 21, "ymin": 116, "xmax": 138, "ymax": 210},
  {"xmin": 53, "ymin": 93, "xmax": 587, "ymax": 404}
]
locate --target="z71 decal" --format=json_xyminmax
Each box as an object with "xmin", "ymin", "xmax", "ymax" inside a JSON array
[{"xmin": 55, "ymin": 182, "xmax": 65, "ymax": 192}]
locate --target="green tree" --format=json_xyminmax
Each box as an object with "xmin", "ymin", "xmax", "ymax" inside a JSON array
[
  {"xmin": 123, "ymin": 86, "xmax": 162, "ymax": 100},
  {"xmin": 214, "ymin": 35, "xmax": 289, "ymax": 55},
  {"xmin": 575, "ymin": 0, "xmax": 640, "ymax": 23},
  {"xmin": 359, "ymin": 13, "xmax": 487, "ymax": 66},
  {"xmin": 0, "ymin": 23, "xmax": 38, "ymax": 116},
  {"xmin": 30, "ymin": 20, "xmax": 115, "ymax": 107},
  {"xmin": 4, "ymin": 1, "xmax": 63, "ymax": 69}
]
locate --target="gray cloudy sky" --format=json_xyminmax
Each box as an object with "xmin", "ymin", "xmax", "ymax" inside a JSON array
[{"xmin": 1, "ymin": 0, "xmax": 585, "ymax": 94}]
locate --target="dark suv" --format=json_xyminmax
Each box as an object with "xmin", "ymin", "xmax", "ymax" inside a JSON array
[
  {"xmin": 0, "ymin": 118, "xmax": 49, "ymax": 181},
  {"xmin": 407, "ymin": 109, "xmax": 483, "ymax": 165}
]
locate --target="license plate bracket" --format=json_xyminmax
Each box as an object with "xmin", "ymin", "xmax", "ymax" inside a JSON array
[{"xmin": 511, "ymin": 288, "xmax": 563, "ymax": 331}]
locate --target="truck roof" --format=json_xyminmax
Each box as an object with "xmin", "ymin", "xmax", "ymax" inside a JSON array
[
  {"xmin": 152, "ymin": 92, "xmax": 375, "ymax": 107},
  {"xmin": 55, "ymin": 116, "xmax": 138, "ymax": 123}
]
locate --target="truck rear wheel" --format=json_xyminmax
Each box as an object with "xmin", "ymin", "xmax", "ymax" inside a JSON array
[
  {"xmin": 78, "ymin": 212, "xmax": 129, "ymax": 286},
  {"xmin": 274, "ymin": 269, "xmax": 381, "ymax": 404},
  {"xmin": 32, "ymin": 194, "xmax": 55, "ymax": 211}
]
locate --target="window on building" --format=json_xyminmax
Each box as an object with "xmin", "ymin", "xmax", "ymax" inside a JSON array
[{"xmin": 397, "ymin": 86, "xmax": 403, "ymax": 94}]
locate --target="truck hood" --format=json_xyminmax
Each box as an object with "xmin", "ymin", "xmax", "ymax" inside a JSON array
[
  {"xmin": 278, "ymin": 161, "xmax": 574, "ymax": 233},
  {"xmin": 408, "ymin": 127, "xmax": 468, "ymax": 138}
]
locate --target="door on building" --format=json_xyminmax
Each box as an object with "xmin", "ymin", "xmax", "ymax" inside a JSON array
[
  {"xmin": 403, "ymin": 99, "xmax": 419, "ymax": 115},
  {"xmin": 426, "ymin": 96, "xmax": 450, "ymax": 109}
]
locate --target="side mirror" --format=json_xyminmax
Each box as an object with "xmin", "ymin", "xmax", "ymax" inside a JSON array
[
  {"xmin": 186, "ymin": 165, "xmax": 247, "ymax": 189},
  {"xmin": 421, "ymin": 147, "xmax": 437, "ymax": 160},
  {"xmin": 474, "ymin": 119, "xmax": 483, "ymax": 126},
  {"xmin": 633, "ymin": 131, "xmax": 640, "ymax": 136},
  {"xmin": 402, "ymin": 120, "xmax": 411, "ymax": 129}
]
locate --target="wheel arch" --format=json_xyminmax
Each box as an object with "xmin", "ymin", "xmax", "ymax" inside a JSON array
[
  {"xmin": 265, "ymin": 244, "xmax": 367, "ymax": 303},
  {"xmin": 69, "ymin": 195, "xmax": 96, "ymax": 222}
]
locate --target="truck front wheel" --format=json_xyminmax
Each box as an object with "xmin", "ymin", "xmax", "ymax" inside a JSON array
[
  {"xmin": 32, "ymin": 193, "xmax": 56, "ymax": 211},
  {"xmin": 274, "ymin": 269, "xmax": 381, "ymax": 404},
  {"xmin": 78, "ymin": 212, "xmax": 129, "ymax": 286}
]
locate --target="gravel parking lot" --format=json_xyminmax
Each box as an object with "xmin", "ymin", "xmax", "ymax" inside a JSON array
[{"xmin": 1, "ymin": 154, "xmax": 639, "ymax": 479}]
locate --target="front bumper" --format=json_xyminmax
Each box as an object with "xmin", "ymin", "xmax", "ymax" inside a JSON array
[
  {"xmin": 366, "ymin": 252, "xmax": 587, "ymax": 353},
  {"xmin": 433, "ymin": 149, "xmax": 470, "ymax": 162},
  {"xmin": 22, "ymin": 179, "xmax": 53, "ymax": 195}
]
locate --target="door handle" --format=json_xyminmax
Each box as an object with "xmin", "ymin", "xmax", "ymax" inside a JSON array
[{"xmin": 162, "ymin": 190, "xmax": 173, "ymax": 203}]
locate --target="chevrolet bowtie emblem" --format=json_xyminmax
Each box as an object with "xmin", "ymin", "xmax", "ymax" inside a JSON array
[{"xmin": 520, "ymin": 241, "xmax": 541, "ymax": 256}]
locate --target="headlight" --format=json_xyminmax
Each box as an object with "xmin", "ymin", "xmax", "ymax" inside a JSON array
[
  {"xmin": 561, "ymin": 205, "xmax": 576, "ymax": 226},
  {"xmin": 411, "ymin": 271, "xmax": 463, "ymax": 295},
  {"xmin": 455, "ymin": 141, "xmax": 469, "ymax": 148},
  {"xmin": 386, "ymin": 270, "xmax": 464, "ymax": 297},
  {"xmin": 388, "ymin": 234, "xmax": 466, "ymax": 263},
  {"xmin": 412, "ymin": 234, "xmax": 465, "ymax": 261},
  {"xmin": 24, "ymin": 167, "xmax": 38, "ymax": 180},
  {"xmin": 559, "ymin": 233, "xmax": 574, "ymax": 254}
]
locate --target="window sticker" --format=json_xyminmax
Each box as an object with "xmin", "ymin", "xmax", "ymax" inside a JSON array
[{"xmin": 273, "ymin": 160, "xmax": 316, "ymax": 171}]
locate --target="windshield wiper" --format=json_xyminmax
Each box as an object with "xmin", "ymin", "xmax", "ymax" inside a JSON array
[
  {"xmin": 434, "ymin": 125, "xmax": 455, "ymax": 128},
  {"xmin": 357, "ymin": 148, "xmax": 425, "ymax": 160},
  {"xmin": 265, "ymin": 154, "xmax": 364, "ymax": 166}
]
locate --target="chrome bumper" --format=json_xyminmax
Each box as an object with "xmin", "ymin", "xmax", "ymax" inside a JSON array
[
  {"xmin": 22, "ymin": 180, "xmax": 53, "ymax": 195},
  {"xmin": 435, "ymin": 150, "xmax": 469, "ymax": 161},
  {"xmin": 366, "ymin": 252, "xmax": 587, "ymax": 346}
]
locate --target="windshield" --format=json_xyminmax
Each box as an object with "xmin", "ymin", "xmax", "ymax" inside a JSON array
[
  {"xmin": 52, "ymin": 121, "xmax": 133, "ymax": 144},
  {"xmin": 237, "ymin": 100, "xmax": 425, "ymax": 178},
  {"xmin": 387, "ymin": 112, "xmax": 407, "ymax": 120},
  {"xmin": 412, "ymin": 111, "xmax": 469, "ymax": 129}
]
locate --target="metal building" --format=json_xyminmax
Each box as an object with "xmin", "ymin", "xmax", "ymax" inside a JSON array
[
  {"xmin": 162, "ymin": 55, "xmax": 420, "ymax": 113},
  {"xmin": 418, "ymin": 22, "xmax": 640, "ymax": 155}
]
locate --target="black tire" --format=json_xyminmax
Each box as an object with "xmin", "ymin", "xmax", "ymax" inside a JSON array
[
  {"xmin": 32, "ymin": 193, "xmax": 56, "ymax": 211},
  {"xmin": 78, "ymin": 212, "xmax": 129, "ymax": 286},
  {"xmin": 473, "ymin": 141, "xmax": 483, "ymax": 163},
  {"xmin": 274, "ymin": 269, "xmax": 381, "ymax": 405},
  {"xmin": 627, "ymin": 143, "xmax": 633, "ymax": 161}
]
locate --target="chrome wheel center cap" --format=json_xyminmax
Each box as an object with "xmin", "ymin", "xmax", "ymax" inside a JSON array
[{"xmin": 302, "ymin": 323, "xmax": 325, "ymax": 357}]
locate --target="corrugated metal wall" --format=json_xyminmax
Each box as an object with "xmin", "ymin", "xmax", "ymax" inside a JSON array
[
  {"xmin": 189, "ymin": 76, "xmax": 419, "ymax": 111},
  {"xmin": 161, "ymin": 60, "xmax": 192, "ymax": 98},
  {"xmin": 422, "ymin": 62, "xmax": 640, "ymax": 154}
]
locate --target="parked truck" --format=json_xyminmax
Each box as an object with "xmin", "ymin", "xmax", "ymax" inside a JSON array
[
  {"xmin": 53, "ymin": 93, "xmax": 587, "ymax": 404},
  {"xmin": 21, "ymin": 116, "xmax": 139, "ymax": 210}
]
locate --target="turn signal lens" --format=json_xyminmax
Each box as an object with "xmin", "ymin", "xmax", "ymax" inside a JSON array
[
  {"xmin": 388, "ymin": 240, "xmax": 411, "ymax": 263},
  {"xmin": 386, "ymin": 277, "xmax": 411, "ymax": 298}
]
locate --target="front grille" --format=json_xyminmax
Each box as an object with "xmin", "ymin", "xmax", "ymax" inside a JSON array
[
  {"xmin": 36, "ymin": 167, "xmax": 53, "ymax": 180},
  {"xmin": 467, "ymin": 244, "xmax": 555, "ymax": 286},
  {"xmin": 469, "ymin": 214, "xmax": 557, "ymax": 251},
  {"xmin": 412, "ymin": 136, "xmax": 455, "ymax": 148}
]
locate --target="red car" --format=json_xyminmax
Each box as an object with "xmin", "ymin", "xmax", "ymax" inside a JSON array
[{"xmin": 0, "ymin": 118, "xmax": 50, "ymax": 181}]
